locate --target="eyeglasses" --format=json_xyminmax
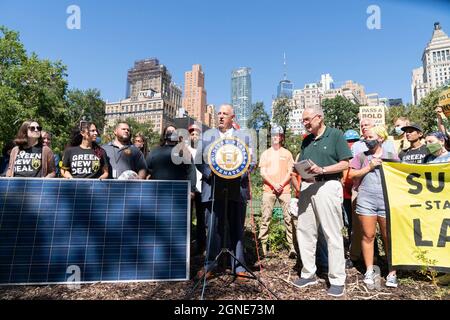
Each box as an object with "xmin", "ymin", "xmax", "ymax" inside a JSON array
[
  {"xmin": 28, "ymin": 126, "xmax": 42, "ymax": 132},
  {"xmin": 89, "ymin": 129, "xmax": 98, "ymax": 133},
  {"xmin": 302, "ymin": 114, "xmax": 319, "ymax": 124},
  {"xmin": 217, "ymin": 112, "xmax": 233, "ymax": 118}
]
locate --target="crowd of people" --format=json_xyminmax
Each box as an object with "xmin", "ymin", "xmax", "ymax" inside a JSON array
[{"xmin": 0, "ymin": 103, "xmax": 449, "ymax": 297}]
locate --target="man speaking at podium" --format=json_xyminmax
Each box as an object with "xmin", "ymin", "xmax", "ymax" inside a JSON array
[{"xmin": 196, "ymin": 104, "xmax": 255, "ymax": 281}]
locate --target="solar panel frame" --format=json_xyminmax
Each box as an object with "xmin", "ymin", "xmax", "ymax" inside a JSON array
[{"xmin": 0, "ymin": 178, "xmax": 191, "ymax": 285}]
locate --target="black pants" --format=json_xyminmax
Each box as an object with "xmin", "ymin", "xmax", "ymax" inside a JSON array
[
  {"xmin": 343, "ymin": 198, "xmax": 353, "ymax": 237},
  {"xmin": 204, "ymin": 200, "xmax": 247, "ymax": 273},
  {"xmin": 193, "ymin": 192, "xmax": 206, "ymax": 250}
]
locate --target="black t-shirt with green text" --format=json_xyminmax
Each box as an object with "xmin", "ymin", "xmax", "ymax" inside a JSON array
[
  {"xmin": 14, "ymin": 145, "xmax": 43, "ymax": 177},
  {"xmin": 399, "ymin": 145, "xmax": 428, "ymax": 164},
  {"xmin": 62, "ymin": 146, "xmax": 107, "ymax": 179}
]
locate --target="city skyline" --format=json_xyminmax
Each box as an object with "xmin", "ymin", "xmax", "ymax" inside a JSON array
[{"xmin": 1, "ymin": 1, "xmax": 449, "ymax": 114}]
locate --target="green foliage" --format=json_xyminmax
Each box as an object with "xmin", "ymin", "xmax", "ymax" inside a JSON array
[
  {"xmin": 247, "ymin": 101, "xmax": 270, "ymax": 130},
  {"xmin": 249, "ymin": 170, "xmax": 263, "ymax": 202},
  {"xmin": 284, "ymin": 129, "xmax": 303, "ymax": 159},
  {"xmin": 50, "ymin": 88, "xmax": 105, "ymax": 155},
  {"xmin": 102, "ymin": 117, "xmax": 160, "ymax": 148},
  {"xmin": 267, "ymin": 216, "xmax": 289, "ymax": 253},
  {"xmin": 322, "ymin": 96, "xmax": 360, "ymax": 131},
  {"xmin": 272, "ymin": 97, "xmax": 294, "ymax": 133},
  {"xmin": 417, "ymin": 89, "xmax": 441, "ymax": 134},
  {"xmin": 414, "ymin": 248, "xmax": 438, "ymax": 285},
  {"xmin": 385, "ymin": 105, "xmax": 408, "ymax": 132},
  {"xmin": 67, "ymin": 89, "xmax": 106, "ymax": 131},
  {"xmin": 386, "ymin": 89, "xmax": 443, "ymax": 135},
  {"xmin": 248, "ymin": 101, "xmax": 271, "ymax": 158},
  {"xmin": 0, "ymin": 26, "xmax": 106, "ymax": 154}
]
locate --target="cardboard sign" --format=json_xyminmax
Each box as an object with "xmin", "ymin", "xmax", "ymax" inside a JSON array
[
  {"xmin": 359, "ymin": 106, "xmax": 386, "ymax": 128},
  {"xmin": 438, "ymin": 87, "xmax": 450, "ymax": 118}
]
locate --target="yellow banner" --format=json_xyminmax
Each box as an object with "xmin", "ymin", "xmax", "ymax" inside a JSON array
[
  {"xmin": 438, "ymin": 87, "xmax": 450, "ymax": 118},
  {"xmin": 381, "ymin": 162, "xmax": 450, "ymax": 272}
]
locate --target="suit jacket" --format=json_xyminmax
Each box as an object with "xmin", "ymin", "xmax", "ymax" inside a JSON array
[{"xmin": 196, "ymin": 128, "xmax": 255, "ymax": 203}]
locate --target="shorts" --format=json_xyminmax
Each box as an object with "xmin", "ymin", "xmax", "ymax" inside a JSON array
[{"xmin": 356, "ymin": 188, "xmax": 386, "ymax": 218}]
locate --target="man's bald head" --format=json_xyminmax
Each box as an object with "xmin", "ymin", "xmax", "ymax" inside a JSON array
[
  {"xmin": 219, "ymin": 104, "xmax": 234, "ymax": 115},
  {"xmin": 360, "ymin": 118, "xmax": 375, "ymax": 137},
  {"xmin": 217, "ymin": 104, "xmax": 235, "ymax": 132}
]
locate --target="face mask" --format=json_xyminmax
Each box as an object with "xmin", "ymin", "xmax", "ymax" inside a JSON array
[
  {"xmin": 364, "ymin": 139, "xmax": 379, "ymax": 150},
  {"xmin": 165, "ymin": 131, "xmax": 179, "ymax": 143},
  {"xmin": 394, "ymin": 127, "xmax": 403, "ymax": 136},
  {"xmin": 426, "ymin": 142, "xmax": 442, "ymax": 155},
  {"xmin": 95, "ymin": 137, "xmax": 101, "ymax": 144}
]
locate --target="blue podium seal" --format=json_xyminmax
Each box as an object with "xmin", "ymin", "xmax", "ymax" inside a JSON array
[{"xmin": 208, "ymin": 137, "xmax": 251, "ymax": 179}]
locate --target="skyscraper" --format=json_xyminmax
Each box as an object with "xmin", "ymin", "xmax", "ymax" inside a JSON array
[
  {"xmin": 105, "ymin": 58, "xmax": 182, "ymax": 134},
  {"xmin": 277, "ymin": 80, "xmax": 294, "ymax": 99},
  {"xmin": 276, "ymin": 53, "xmax": 293, "ymax": 99},
  {"xmin": 411, "ymin": 67, "xmax": 428, "ymax": 105},
  {"xmin": 422, "ymin": 22, "xmax": 450, "ymax": 89},
  {"xmin": 320, "ymin": 74, "xmax": 334, "ymax": 91},
  {"xmin": 126, "ymin": 58, "xmax": 172, "ymax": 99},
  {"xmin": 231, "ymin": 67, "xmax": 252, "ymax": 128},
  {"xmin": 205, "ymin": 104, "xmax": 217, "ymax": 128},
  {"xmin": 412, "ymin": 22, "xmax": 450, "ymax": 104},
  {"xmin": 182, "ymin": 64, "xmax": 207, "ymax": 124}
]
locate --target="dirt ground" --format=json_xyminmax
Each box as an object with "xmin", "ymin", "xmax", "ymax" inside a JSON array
[{"xmin": 0, "ymin": 246, "xmax": 448, "ymax": 300}]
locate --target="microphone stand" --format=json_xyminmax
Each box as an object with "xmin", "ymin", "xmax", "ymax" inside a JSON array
[{"xmin": 191, "ymin": 175, "xmax": 278, "ymax": 300}]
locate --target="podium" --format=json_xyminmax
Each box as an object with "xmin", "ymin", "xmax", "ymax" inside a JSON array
[{"xmin": 191, "ymin": 137, "xmax": 278, "ymax": 300}]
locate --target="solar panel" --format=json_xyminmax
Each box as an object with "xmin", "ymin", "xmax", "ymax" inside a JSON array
[{"xmin": 0, "ymin": 178, "xmax": 190, "ymax": 285}]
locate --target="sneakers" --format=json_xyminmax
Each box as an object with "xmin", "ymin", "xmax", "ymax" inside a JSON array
[
  {"xmin": 327, "ymin": 285, "xmax": 345, "ymax": 297},
  {"xmin": 235, "ymin": 271, "xmax": 250, "ymax": 283},
  {"xmin": 288, "ymin": 250, "xmax": 297, "ymax": 259},
  {"xmin": 292, "ymin": 277, "xmax": 318, "ymax": 288},
  {"xmin": 385, "ymin": 274, "xmax": 398, "ymax": 288},
  {"xmin": 363, "ymin": 270, "xmax": 375, "ymax": 285}
]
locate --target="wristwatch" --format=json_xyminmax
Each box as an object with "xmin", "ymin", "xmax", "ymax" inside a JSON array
[{"xmin": 322, "ymin": 167, "xmax": 327, "ymax": 175}]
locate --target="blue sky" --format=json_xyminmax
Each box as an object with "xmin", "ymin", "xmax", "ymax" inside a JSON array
[{"xmin": 1, "ymin": 0, "xmax": 449, "ymax": 112}]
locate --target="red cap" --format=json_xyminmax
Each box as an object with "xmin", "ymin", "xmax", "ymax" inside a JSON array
[{"xmin": 188, "ymin": 124, "xmax": 201, "ymax": 133}]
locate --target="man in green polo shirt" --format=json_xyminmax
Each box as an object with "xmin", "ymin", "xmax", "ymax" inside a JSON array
[{"xmin": 292, "ymin": 105, "xmax": 352, "ymax": 297}]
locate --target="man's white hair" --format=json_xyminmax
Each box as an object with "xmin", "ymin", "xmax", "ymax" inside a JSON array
[{"xmin": 304, "ymin": 105, "xmax": 324, "ymax": 117}]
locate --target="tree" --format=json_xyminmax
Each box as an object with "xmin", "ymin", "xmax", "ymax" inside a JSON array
[
  {"xmin": 322, "ymin": 96, "xmax": 360, "ymax": 131},
  {"xmin": 385, "ymin": 104, "xmax": 408, "ymax": 133},
  {"xmin": 0, "ymin": 25, "xmax": 106, "ymax": 154},
  {"xmin": 247, "ymin": 101, "xmax": 270, "ymax": 131},
  {"xmin": 46, "ymin": 88, "xmax": 107, "ymax": 154},
  {"xmin": 67, "ymin": 89, "xmax": 106, "ymax": 130},
  {"xmin": 247, "ymin": 101, "xmax": 271, "ymax": 153},
  {"xmin": 272, "ymin": 97, "xmax": 294, "ymax": 133},
  {"xmin": 385, "ymin": 88, "xmax": 443, "ymax": 135},
  {"xmin": 417, "ymin": 89, "xmax": 441, "ymax": 134},
  {"xmin": 284, "ymin": 129, "xmax": 303, "ymax": 158}
]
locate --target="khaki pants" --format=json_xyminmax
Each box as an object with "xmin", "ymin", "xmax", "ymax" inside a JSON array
[
  {"xmin": 258, "ymin": 192, "xmax": 294, "ymax": 251},
  {"xmin": 296, "ymin": 180, "xmax": 346, "ymax": 286}
]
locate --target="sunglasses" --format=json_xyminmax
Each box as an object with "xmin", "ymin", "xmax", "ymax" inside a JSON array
[{"xmin": 28, "ymin": 126, "xmax": 42, "ymax": 132}]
